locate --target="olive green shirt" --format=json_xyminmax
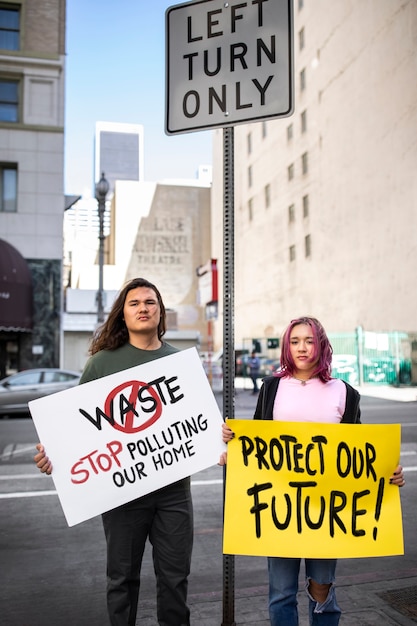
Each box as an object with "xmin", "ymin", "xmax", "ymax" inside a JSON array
[{"xmin": 80, "ymin": 341, "xmax": 178, "ymax": 384}]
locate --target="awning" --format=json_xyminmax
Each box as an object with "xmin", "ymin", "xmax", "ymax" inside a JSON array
[{"xmin": 0, "ymin": 239, "xmax": 33, "ymax": 332}]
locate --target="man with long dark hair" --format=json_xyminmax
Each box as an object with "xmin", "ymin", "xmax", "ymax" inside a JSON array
[{"xmin": 35, "ymin": 278, "xmax": 193, "ymax": 626}]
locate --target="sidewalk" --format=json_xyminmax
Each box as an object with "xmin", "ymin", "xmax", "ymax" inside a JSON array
[
  {"xmin": 233, "ymin": 376, "xmax": 417, "ymax": 403},
  {"xmin": 186, "ymin": 573, "xmax": 417, "ymax": 625},
  {"xmin": 354, "ymin": 384, "xmax": 417, "ymax": 403},
  {"xmin": 186, "ymin": 574, "xmax": 417, "ymax": 625}
]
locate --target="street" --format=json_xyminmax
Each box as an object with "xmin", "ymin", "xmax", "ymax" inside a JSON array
[{"xmin": 0, "ymin": 392, "xmax": 416, "ymax": 625}]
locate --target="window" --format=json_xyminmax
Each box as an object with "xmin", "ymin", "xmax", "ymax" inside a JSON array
[
  {"xmin": 287, "ymin": 163, "xmax": 294, "ymax": 181},
  {"xmin": 302, "ymin": 152, "xmax": 308, "ymax": 175},
  {"xmin": 248, "ymin": 198, "xmax": 253, "ymax": 221},
  {"xmin": 0, "ymin": 79, "xmax": 19, "ymax": 122},
  {"xmin": 8, "ymin": 371, "xmax": 41, "ymax": 387},
  {"xmin": 302, "ymin": 194, "xmax": 309, "ymax": 218},
  {"xmin": 305, "ymin": 234, "xmax": 311, "ymax": 257},
  {"xmin": 299, "ymin": 28, "xmax": 305, "ymax": 51},
  {"xmin": 43, "ymin": 371, "xmax": 79, "ymax": 383},
  {"xmin": 0, "ymin": 5, "xmax": 20, "ymax": 50},
  {"xmin": 0, "ymin": 164, "xmax": 17, "ymax": 212},
  {"xmin": 248, "ymin": 165, "xmax": 252, "ymax": 187},
  {"xmin": 247, "ymin": 132, "xmax": 252, "ymax": 154},
  {"xmin": 300, "ymin": 68, "xmax": 306, "ymax": 91},
  {"xmin": 301, "ymin": 110, "xmax": 307, "ymax": 133},
  {"xmin": 289, "ymin": 245, "xmax": 296, "ymax": 262},
  {"xmin": 288, "ymin": 204, "xmax": 295, "ymax": 223},
  {"xmin": 264, "ymin": 183, "xmax": 271, "ymax": 208},
  {"xmin": 287, "ymin": 123, "xmax": 293, "ymax": 141}
]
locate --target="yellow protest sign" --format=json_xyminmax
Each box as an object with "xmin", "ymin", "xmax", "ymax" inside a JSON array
[{"xmin": 223, "ymin": 420, "xmax": 403, "ymax": 558}]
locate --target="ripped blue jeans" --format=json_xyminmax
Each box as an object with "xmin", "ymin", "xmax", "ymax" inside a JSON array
[{"xmin": 268, "ymin": 557, "xmax": 341, "ymax": 626}]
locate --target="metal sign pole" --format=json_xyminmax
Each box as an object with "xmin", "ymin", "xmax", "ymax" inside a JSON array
[
  {"xmin": 222, "ymin": 125, "xmax": 236, "ymax": 626},
  {"xmin": 165, "ymin": 4, "xmax": 293, "ymax": 623}
]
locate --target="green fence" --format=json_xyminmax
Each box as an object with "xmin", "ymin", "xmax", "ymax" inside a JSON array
[
  {"xmin": 239, "ymin": 330, "xmax": 414, "ymax": 385},
  {"xmin": 329, "ymin": 329, "xmax": 412, "ymax": 386}
]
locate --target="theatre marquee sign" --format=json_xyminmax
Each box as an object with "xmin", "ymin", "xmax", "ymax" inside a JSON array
[{"xmin": 165, "ymin": 0, "xmax": 294, "ymax": 134}]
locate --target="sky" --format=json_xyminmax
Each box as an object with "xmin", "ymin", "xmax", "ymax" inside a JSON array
[{"xmin": 64, "ymin": 0, "xmax": 213, "ymax": 196}]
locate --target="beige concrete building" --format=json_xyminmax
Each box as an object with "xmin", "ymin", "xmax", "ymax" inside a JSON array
[
  {"xmin": 211, "ymin": 0, "xmax": 417, "ymax": 351},
  {"xmin": 63, "ymin": 179, "xmax": 212, "ymax": 371}
]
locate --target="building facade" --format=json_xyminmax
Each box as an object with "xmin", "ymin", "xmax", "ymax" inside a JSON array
[
  {"xmin": 211, "ymin": 0, "xmax": 417, "ymax": 354},
  {"xmin": 95, "ymin": 121, "xmax": 144, "ymax": 194},
  {"xmin": 0, "ymin": 0, "xmax": 66, "ymax": 376},
  {"xmin": 63, "ymin": 179, "xmax": 212, "ymax": 372}
]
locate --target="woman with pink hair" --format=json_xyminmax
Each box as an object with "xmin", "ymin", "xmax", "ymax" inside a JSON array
[{"xmin": 222, "ymin": 315, "xmax": 405, "ymax": 626}]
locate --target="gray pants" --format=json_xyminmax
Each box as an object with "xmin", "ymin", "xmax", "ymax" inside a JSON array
[{"xmin": 102, "ymin": 478, "xmax": 193, "ymax": 626}]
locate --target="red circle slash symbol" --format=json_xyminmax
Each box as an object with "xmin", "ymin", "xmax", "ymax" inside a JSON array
[{"xmin": 104, "ymin": 380, "xmax": 162, "ymax": 434}]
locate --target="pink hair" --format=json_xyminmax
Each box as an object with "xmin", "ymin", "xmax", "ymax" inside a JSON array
[{"xmin": 276, "ymin": 316, "xmax": 333, "ymax": 382}]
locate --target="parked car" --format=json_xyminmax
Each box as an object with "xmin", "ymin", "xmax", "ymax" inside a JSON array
[
  {"xmin": 237, "ymin": 355, "xmax": 280, "ymax": 377},
  {"xmin": 201, "ymin": 349, "xmax": 250, "ymax": 376},
  {"xmin": 200, "ymin": 358, "xmax": 223, "ymax": 392},
  {"xmin": 230, "ymin": 349, "xmax": 251, "ymax": 376},
  {"xmin": 260, "ymin": 358, "xmax": 281, "ymax": 377},
  {"xmin": 236, "ymin": 354, "xmax": 250, "ymax": 376},
  {"xmin": 0, "ymin": 368, "xmax": 81, "ymax": 417}
]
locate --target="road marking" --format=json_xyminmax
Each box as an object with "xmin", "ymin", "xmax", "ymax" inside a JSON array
[
  {"xmin": 2, "ymin": 434, "xmax": 417, "ymax": 462},
  {"xmin": 191, "ymin": 479, "xmax": 223, "ymax": 485},
  {"xmin": 1, "ymin": 440, "xmax": 416, "ymax": 501},
  {"xmin": 1, "ymin": 469, "xmax": 416, "ymax": 500},
  {"xmin": 0, "ymin": 474, "xmax": 43, "ymax": 480},
  {"xmin": 0, "ymin": 444, "xmax": 36, "ymax": 461},
  {"xmin": 0, "ymin": 471, "xmax": 223, "ymax": 480},
  {"xmin": 0, "ymin": 490, "xmax": 57, "ymax": 499},
  {"xmin": 0, "ymin": 478, "xmax": 223, "ymax": 499}
]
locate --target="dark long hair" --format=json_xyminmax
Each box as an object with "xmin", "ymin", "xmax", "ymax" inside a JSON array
[
  {"xmin": 276, "ymin": 316, "xmax": 333, "ymax": 382},
  {"xmin": 89, "ymin": 277, "xmax": 166, "ymax": 355}
]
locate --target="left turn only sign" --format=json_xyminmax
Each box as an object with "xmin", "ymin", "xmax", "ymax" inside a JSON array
[{"xmin": 165, "ymin": 0, "xmax": 294, "ymax": 135}]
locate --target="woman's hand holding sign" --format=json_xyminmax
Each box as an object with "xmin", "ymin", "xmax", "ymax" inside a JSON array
[
  {"xmin": 222, "ymin": 422, "xmax": 234, "ymax": 443},
  {"xmin": 390, "ymin": 465, "xmax": 405, "ymax": 487},
  {"xmin": 218, "ymin": 421, "xmax": 234, "ymax": 465}
]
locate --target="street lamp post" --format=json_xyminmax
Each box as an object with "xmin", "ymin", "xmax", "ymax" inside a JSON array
[{"xmin": 95, "ymin": 172, "xmax": 110, "ymax": 324}]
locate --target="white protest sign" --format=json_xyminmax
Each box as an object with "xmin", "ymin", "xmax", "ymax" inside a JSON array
[{"xmin": 29, "ymin": 348, "xmax": 226, "ymax": 527}]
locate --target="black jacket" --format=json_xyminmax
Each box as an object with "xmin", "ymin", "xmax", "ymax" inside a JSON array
[{"xmin": 253, "ymin": 376, "xmax": 361, "ymax": 423}]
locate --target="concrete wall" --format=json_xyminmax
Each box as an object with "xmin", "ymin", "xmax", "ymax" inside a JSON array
[
  {"xmin": 63, "ymin": 180, "xmax": 212, "ymax": 367},
  {"xmin": 211, "ymin": 0, "xmax": 417, "ymax": 349}
]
